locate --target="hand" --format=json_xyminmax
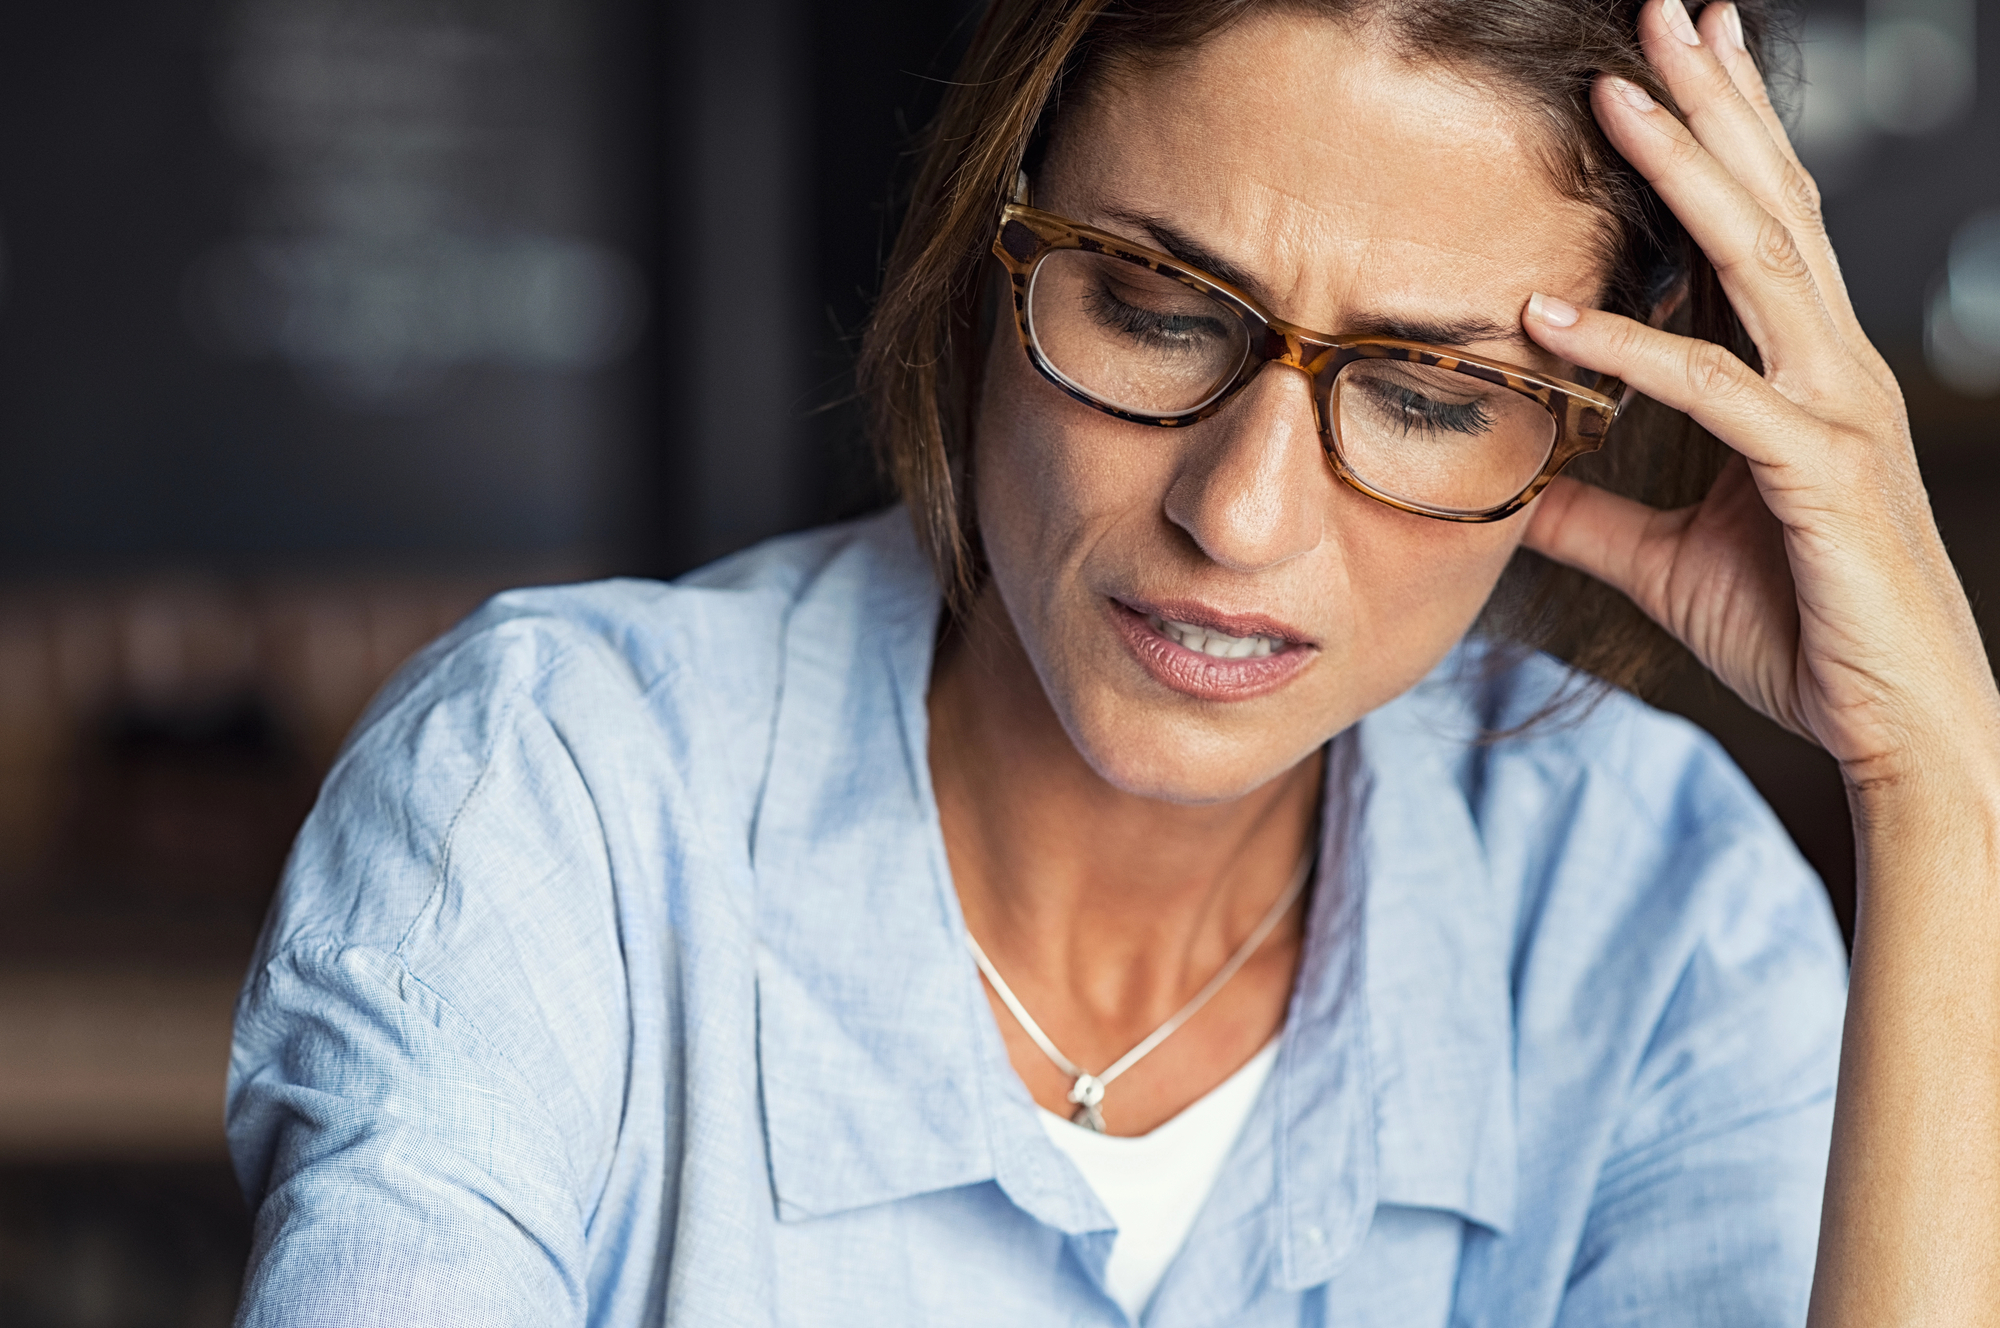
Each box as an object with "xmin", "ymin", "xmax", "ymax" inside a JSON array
[{"xmin": 1518, "ymin": 0, "xmax": 2000, "ymax": 791}]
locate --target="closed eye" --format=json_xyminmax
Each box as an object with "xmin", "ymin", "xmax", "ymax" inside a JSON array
[
  {"xmin": 1083, "ymin": 278, "xmax": 1233, "ymax": 355},
  {"xmin": 1359, "ymin": 379, "xmax": 1496, "ymax": 437}
]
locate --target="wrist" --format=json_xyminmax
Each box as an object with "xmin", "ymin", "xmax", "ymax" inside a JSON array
[
  {"xmin": 1837, "ymin": 672, "xmax": 2000, "ymax": 799},
  {"xmin": 1843, "ymin": 722, "xmax": 2000, "ymax": 925},
  {"xmin": 1845, "ymin": 750, "xmax": 2000, "ymax": 849}
]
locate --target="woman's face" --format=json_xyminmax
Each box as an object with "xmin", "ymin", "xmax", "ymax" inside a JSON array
[{"xmin": 970, "ymin": 11, "xmax": 1611, "ymax": 804}]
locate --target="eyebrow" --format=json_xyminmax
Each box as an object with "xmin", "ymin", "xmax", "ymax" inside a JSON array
[{"xmin": 1100, "ymin": 207, "xmax": 1537, "ymax": 354}]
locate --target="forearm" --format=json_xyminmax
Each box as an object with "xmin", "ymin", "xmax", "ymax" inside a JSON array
[{"xmin": 1809, "ymin": 738, "xmax": 2000, "ymax": 1327}]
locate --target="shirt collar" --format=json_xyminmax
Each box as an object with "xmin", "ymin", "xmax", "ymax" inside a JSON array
[
  {"xmin": 749, "ymin": 515, "xmax": 1108, "ymax": 1236},
  {"xmin": 1181, "ymin": 690, "xmax": 1516, "ymax": 1300},
  {"xmin": 1267, "ymin": 680, "xmax": 1518, "ymax": 1290},
  {"xmin": 752, "ymin": 519, "xmax": 1514, "ymax": 1273},
  {"xmin": 1354, "ymin": 678, "xmax": 1517, "ymax": 1238},
  {"xmin": 751, "ymin": 513, "xmax": 999, "ymax": 1222}
]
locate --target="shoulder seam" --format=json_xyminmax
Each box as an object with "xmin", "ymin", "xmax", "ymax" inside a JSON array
[{"xmin": 389, "ymin": 640, "xmax": 573, "ymax": 961}]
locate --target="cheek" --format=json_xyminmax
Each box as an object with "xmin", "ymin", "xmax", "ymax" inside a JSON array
[
  {"xmin": 1331, "ymin": 500, "xmax": 1526, "ymax": 663},
  {"xmin": 972, "ymin": 337, "xmax": 1176, "ymax": 592}
]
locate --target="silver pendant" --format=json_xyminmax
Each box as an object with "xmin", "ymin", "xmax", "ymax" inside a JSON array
[{"xmin": 1067, "ymin": 1072, "xmax": 1108, "ymax": 1133}]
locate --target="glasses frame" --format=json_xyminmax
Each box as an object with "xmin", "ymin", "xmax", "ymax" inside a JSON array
[{"xmin": 991, "ymin": 201, "xmax": 1626, "ymax": 523}]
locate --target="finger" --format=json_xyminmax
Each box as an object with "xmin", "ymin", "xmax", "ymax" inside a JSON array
[
  {"xmin": 1525, "ymin": 292, "xmax": 1826, "ymax": 474},
  {"xmin": 1591, "ymin": 73, "xmax": 1851, "ymax": 391},
  {"xmin": 1693, "ymin": 3, "xmax": 1873, "ymax": 339},
  {"xmin": 1525, "ymin": 462, "xmax": 1798, "ymax": 686},
  {"xmin": 1638, "ymin": 0, "xmax": 1894, "ymax": 395},
  {"xmin": 1638, "ymin": 0, "xmax": 1806, "ymax": 238},
  {"xmin": 1697, "ymin": 4, "xmax": 1807, "ymax": 179}
]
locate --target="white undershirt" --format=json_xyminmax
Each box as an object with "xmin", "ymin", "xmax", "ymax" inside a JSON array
[{"xmin": 1036, "ymin": 1040, "xmax": 1279, "ymax": 1319}]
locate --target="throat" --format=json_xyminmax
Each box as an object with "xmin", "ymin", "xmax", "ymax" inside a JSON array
[
  {"xmin": 927, "ymin": 584, "xmax": 1326, "ymax": 1134},
  {"xmin": 962, "ymin": 848, "xmax": 1314, "ymax": 1136}
]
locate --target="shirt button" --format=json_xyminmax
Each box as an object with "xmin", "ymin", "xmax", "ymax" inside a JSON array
[{"xmin": 1305, "ymin": 1225, "xmax": 1325, "ymax": 1245}]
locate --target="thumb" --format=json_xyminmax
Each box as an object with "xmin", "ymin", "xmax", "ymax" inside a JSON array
[{"xmin": 1521, "ymin": 475, "xmax": 1688, "ymax": 628}]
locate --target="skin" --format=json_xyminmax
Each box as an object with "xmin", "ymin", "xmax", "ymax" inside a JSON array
[
  {"xmin": 932, "ymin": 12, "xmax": 1610, "ymax": 1138},
  {"xmin": 932, "ymin": 0, "xmax": 2000, "ymax": 1318}
]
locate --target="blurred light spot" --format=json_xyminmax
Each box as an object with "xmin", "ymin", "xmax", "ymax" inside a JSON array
[
  {"xmin": 195, "ymin": 234, "xmax": 643, "ymax": 400},
  {"xmin": 1795, "ymin": 18, "xmax": 1871, "ymax": 184},
  {"xmin": 1864, "ymin": 0, "xmax": 1977, "ymax": 136},
  {"xmin": 1926, "ymin": 211, "xmax": 2000, "ymax": 398},
  {"xmin": 1793, "ymin": 0, "xmax": 1975, "ymax": 192},
  {"xmin": 189, "ymin": 0, "xmax": 645, "ymax": 408}
]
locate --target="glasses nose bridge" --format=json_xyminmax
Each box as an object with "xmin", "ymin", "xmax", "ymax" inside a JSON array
[
  {"xmin": 1238, "ymin": 323, "xmax": 1339, "ymax": 443},
  {"xmin": 1234, "ymin": 321, "xmax": 1336, "ymax": 438},
  {"xmin": 1249, "ymin": 318, "xmax": 1336, "ymax": 380}
]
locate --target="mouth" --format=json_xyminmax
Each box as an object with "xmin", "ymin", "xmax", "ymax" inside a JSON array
[
  {"xmin": 1109, "ymin": 598, "xmax": 1317, "ymax": 702},
  {"xmin": 1143, "ymin": 610, "xmax": 1289, "ymax": 659}
]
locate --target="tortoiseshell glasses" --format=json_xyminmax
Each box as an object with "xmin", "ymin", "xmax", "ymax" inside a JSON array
[{"xmin": 991, "ymin": 201, "xmax": 1626, "ymax": 522}]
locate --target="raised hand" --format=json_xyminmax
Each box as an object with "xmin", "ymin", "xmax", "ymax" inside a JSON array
[{"xmin": 1519, "ymin": 0, "xmax": 2000, "ymax": 794}]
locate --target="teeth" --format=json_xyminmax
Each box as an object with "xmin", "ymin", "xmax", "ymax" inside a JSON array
[{"xmin": 1147, "ymin": 614, "xmax": 1282, "ymax": 660}]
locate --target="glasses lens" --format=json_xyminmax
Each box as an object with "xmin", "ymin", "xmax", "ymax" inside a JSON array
[
  {"xmin": 1026, "ymin": 249, "xmax": 1250, "ymax": 416},
  {"xmin": 1332, "ymin": 358, "xmax": 1556, "ymax": 513}
]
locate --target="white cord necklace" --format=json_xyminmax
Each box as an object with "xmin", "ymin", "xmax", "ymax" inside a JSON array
[{"xmin": 964, "ymin": 852, "xmax": 1314, "ymax": 1133}]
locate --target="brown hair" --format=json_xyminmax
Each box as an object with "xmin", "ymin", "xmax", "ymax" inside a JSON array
[{"xmin": 857, "ymin": 0, "xmax": 1786, "ymax": 698}]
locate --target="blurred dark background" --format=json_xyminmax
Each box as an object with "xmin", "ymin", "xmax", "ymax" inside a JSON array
[{"xmin": 0, "ymin": 0, "xmax": 1994, "ymax": 1322}]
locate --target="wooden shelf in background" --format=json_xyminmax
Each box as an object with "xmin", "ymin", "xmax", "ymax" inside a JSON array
[{"xmin": 0, "ymin": 965, "xmax": 241, "ymax": 1161}]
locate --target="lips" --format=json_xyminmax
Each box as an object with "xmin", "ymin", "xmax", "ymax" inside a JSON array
[{"xmin": 1109, "ymin": 598, "xmax": 1317, "ymax": 702}]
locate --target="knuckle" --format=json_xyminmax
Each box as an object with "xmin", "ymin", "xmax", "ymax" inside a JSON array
[
  {"xmin": 1782, "ymin": 167, "xmax": 1826, "ymax": 233},
  {"xmin": 1739, "ymin": 71, "xmax": 1780, "ymax": 115},
  {"xmin": 1697, "ymin": 55, "xmax": 1741, "ymax": 103},
  {"xmin": 1754, "ymin": 214, "xmax": 1813, "ymax": 285},
  {"xmin": 1684, "ymin": 340, "xmax": 1744, "ymax": 397},
  {"xmin": 1605, "ymin": 317, "xmax": 1653, "ymax": 362}
]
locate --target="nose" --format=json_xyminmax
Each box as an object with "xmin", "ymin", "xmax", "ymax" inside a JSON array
[{"xmin": 1161, "ymin": 364, "xmax": 1327, "ymax": 572}]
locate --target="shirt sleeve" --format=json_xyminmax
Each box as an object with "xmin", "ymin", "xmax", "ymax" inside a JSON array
[
  {"xmin": 227, "ymin": 624, "xmax": 640, "ymax": 1328},
  {"xmin": 229, "ymin": 943, "xmax": 589, "ymax": 1327},
  {"xmin": 1552, "ymin": 889, "xmax": 1845, "ymax": 1328}
]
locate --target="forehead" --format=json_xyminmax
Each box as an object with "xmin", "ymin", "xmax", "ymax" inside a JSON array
[{"xmin": 1040, "ymin": 10, "xmax": 1609, "ymax": 333}]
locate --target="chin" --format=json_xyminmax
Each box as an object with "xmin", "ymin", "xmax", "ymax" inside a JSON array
[{"xmin": 1057, "ymin": 695, "xmax": 1330, "ymax": 805}]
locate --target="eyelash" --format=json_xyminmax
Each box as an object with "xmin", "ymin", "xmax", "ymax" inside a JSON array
[
  {"xmin": 1367, "ymin": 382, "xmax": 1495, "ymax": 436},
  {"xmin": 1085, "ymin": 283, "xmax": 1227, "ymax": 349}
]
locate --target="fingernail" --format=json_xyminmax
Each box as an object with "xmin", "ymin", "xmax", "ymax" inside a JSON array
[
  {"xmin": 1720, "ymin": 2, "xmax": 1747, "ymax": 52},
  {"xmin": 1606, "ymin": 76, "xmax": 1660, "ymax": 114},
  {"xmin": 1528, "ymin": 293, "xmax": 1580, "ymax": 328},
  {"xmin": 1662, "ymin": 0, "xmax": 1702, "ymax": 45}
]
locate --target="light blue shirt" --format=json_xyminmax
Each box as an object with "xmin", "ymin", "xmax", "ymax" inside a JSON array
[{"xmin": 228, "ymin": 510, "xmax": 1848, "ymax": 1327}]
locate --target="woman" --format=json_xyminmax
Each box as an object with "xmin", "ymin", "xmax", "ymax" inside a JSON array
[{"xmin": 227, "ymin": 0, "xmax": 2000, "ymax": 1323}]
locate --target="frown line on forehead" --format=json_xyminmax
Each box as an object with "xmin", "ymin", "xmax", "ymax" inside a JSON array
[{"xmin": 1098, "ymin": 206, "xmax": 1537, "ymax": 355}]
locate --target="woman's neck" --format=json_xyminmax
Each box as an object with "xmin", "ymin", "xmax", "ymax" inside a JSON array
[{"xmin": 928, "ymin": 593, "xmax": 1323, "ymax": 1060}]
